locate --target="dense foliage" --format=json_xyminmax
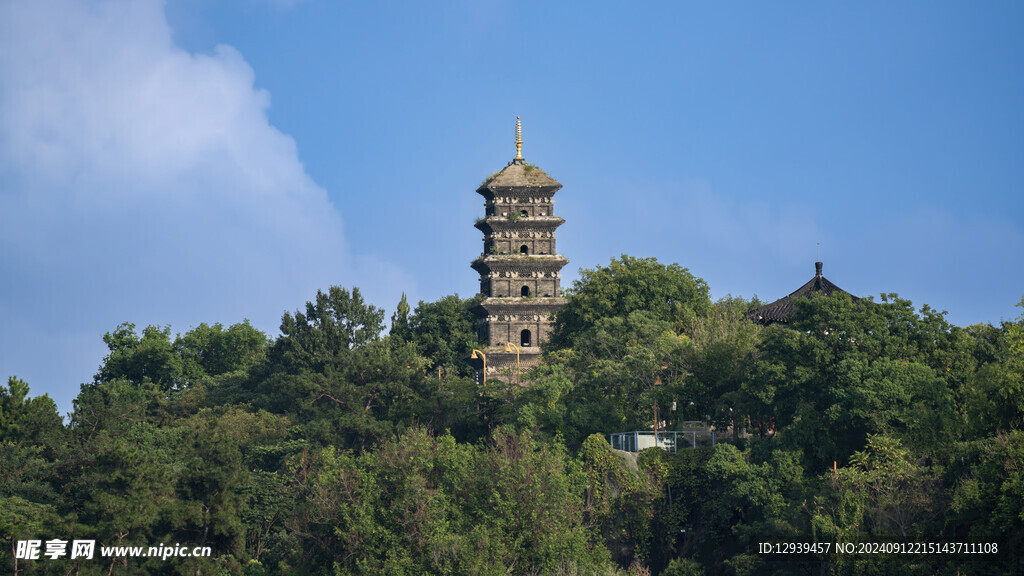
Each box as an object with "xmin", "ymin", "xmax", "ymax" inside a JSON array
[{"xmin": 3, "ymin": 256, "xmax": 1023, "ymax": 575}]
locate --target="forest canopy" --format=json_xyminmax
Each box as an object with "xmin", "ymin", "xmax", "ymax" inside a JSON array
[{"xmin": 3, "ymin": 255, "xmax": 1023, "ymax": 575}]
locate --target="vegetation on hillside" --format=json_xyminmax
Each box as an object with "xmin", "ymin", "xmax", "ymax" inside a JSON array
[{"xmin": 3, "ymin": 256, "xmax": 1023, "ymax": 575}]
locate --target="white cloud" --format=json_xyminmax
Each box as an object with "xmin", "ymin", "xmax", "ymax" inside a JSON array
[{"xmin": 0, "ymin": 0, "xmax": 396, "ymax": 409}]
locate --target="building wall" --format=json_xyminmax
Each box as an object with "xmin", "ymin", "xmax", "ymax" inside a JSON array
[
  {"xmin": 477, "ymin": 312, "xmax": 557, "ymax": 349},
  {"xmin": 486, "ymin": 196, "xmax": 556, "ymax": 218},
  {"xmin": 486, "ymin": 234, "xmax": 557, "ymax": 257}
]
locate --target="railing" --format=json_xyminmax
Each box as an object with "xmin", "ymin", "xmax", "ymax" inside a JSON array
[{"xmin": 608, "ymin": 428, "xmax": 718, "ymax": 453}]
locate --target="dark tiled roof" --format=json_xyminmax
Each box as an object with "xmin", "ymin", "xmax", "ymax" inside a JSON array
[{"xmin": 745, "ymin": 262, "xmax": 858, "ymax": 325}]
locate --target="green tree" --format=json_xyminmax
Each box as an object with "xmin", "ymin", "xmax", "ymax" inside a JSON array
[
  {"xmin": 0, "ymin": 378, "xmax": 68, "ymax": 575},
  {"xmin": 552, "ymin": 255, "xmax": 712, "ymax": 349},
  {"xmin": 390, "ymin": 292, "xmax": 412, "ymax": 341},
  {"xmin": 70, "ymin": 377, "xmax": 171, "ymax": 442},
  {"xmin": 174, "ymin": 321, "xmax": 269, "ymax": 382},
  {"xmin": 0, "ymin": 376, "xmax": 64, "ymax": 447},
  {"xmin": 97, "ymin": 323, "xmax": 184, "ymax": 390},
  {"xmin": 284, "ymin": 428, "xmax": 611, "ymax": 575},
  {"xmin": 271, "ymin": 286, "xmax": 385, "ymax": 374},
  {"xmin": 948, "ymin": 431, "xmax": 1024, "ymax": 571},
  {"xmin": 549, "ymin": 311, "xmax": 690, "ymax": 447},
  {"xmin": 745, "ymin": 293, "xmax": 958, "ymax": 468},
  {"xmin": 661, "ymin": 557, "xmax": 706, "ymax": 576},
  {"xmin": 407, "ymin": 294, "xmax": 480, "ymax": 377},
  {"xmin": 163, "ymin": 407, "xmax": 290, "ymax": 574},
  {"xmin": 965, "ymin": 296, "xmax": 1024, "ymax": 433},
  {"xmin": 67, "ymin": 420, "xmax": 180, "ymax": 574},
  {"xmin": 0, "ymin": 495, "xmax": 63, "ymax": 576},
  {"xmin": 825, "ymin": 435, "xmax": 938, "ymax": 540},
  {"xmin": 257, "ymin": 339, "xmax": 427, "ymax": 449},
  {"xmin": 579, "ymin": 434, "xmax": 669, "ymax": 568},
  {"xmin": 254, "ymin": 286, "xmax": 413, "ymax": 448},
  {"xmin": 686, "ymin": 297, "xmax": 762, "ymax": 436},
  {"xmin": 702, "ymin": 444, "xmax": 806, "ymax": 572},
  {"xmin": 512, "ymin": 363, "xmax": 576, "ymax": 436}
]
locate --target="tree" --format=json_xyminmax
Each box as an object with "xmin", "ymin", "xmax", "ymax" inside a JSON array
[
  {"xmin": 97, "ymin": 323, "xmax": 184, "ymax": 390},
  {"xmin": 407, "ymin": 294, "xmax": 480, "ymax": 377},
  {"xmin": 949, "ymin": 431, "xmax": 1024, "ymax": 571},
  {"xmin": 556, "ymin": 311, "xmax": 691, "ymax": 447},
  {"xmin": 0, "ymin": 378, "xmax": 67, "ymax": 575},
  {"xmin": 167, "ymin": 407, "xmax": 290, "ymax": 573},
  {"xmin": 686, "ymin": 297, "xmax": 762, "ymax": 436},
  {"xmin": 551, "ymin": 255, "xmax": 712, "ymax": 349},
  {"xmin": 174, "ymin": 321, "xmax": 269, "ymax": 381},
  {"xmin": 0, "ymin": 376, "xmax": 64, "ymax": 447},
  {"xmin": 271, "ymin": 286, "xmax": 385, "ymax": 374},
  {"xmin": 744, "ymin": 292, "xmax": 958, "ymax": 468},
  {"xmin": 702, "ymin": 444, "xmax": 805, "ymax": 568},
  {"xmin": 390, "ymin": 292, "xmax": 412, "ymax": 341},
  {"xmin": 283, "ymin": 428, "xmax": 612, "ymax": 575},
  {"xmin": 252, "ymin": 286, "xmax": 445, "ymax": 449},
  {"xmin": 579, "ymin": 434, "xmax": 668, "ymax": 567},
  {"xmin": 974, "ymin": 296, "xmax": 1024, "ymax": 432}
]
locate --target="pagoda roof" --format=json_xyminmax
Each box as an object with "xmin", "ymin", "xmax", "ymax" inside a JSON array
[
  {"xmin": 474, "ymin": 215, "xmax": 565, "ymax": 234},
  {"xmin": 471, "ymin": 254, "xmax": 569, "ymax": 274},
  {"xmin": 745, "ymin": 262, "xmax": 858, "ymax": 325},
  {"xmin": 478, "ymin": 162, "xmax": 561, "ymax": 192},
  {"xmin": 474, "ymin": 296, "xmax": 568, "ymax": 312}
]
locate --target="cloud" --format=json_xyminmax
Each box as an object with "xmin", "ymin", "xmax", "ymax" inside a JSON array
[{"xmin": 0, "ymin": 0, "xmax": 393, "ymax": 410}]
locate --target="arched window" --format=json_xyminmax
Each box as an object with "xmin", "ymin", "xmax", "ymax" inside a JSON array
[
  {"xmin": 520, "ymin": 209, "xmax": 528, "ymax": 218},
  {"xmin": 519, "ymin": 245, "xmax": 529, "ymax": 255},
  {"xmin": 521, "ymin": 329, "xmax": 532, "ymax": 347},
  {"xmin": 521, "ymin": 285, "xmax": 530, "ymax": 297}
]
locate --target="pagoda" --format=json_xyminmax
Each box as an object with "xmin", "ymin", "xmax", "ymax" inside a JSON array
[{"xmin": 469, "ymin": 118, "xmax": 568, "ymax": 380}]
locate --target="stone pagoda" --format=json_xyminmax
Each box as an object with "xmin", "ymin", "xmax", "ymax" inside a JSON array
[{"xmin": 469, "ymin": 118, "xmax": 568, "ymax": 380}]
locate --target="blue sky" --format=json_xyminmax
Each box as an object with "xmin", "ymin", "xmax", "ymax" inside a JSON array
[{"xmin": 2, "ymin": 0, "xmax": 1022, "ymax": 415}]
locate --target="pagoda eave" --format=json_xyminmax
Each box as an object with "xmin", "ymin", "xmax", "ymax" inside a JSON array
[
  {"xmin": 471, "ymin": 255, "xmax": 569, "ymax": 274},
  {"xmin": 474, "ymin": 296, "xmax": 568, "ymax": 311},
  {"xmin": 476, "ymin": 183, "xmax": 562, "ymax": 198},
  {"xmin": 474, "ymin": 216, "xmax": 565, "ymax": 234}
]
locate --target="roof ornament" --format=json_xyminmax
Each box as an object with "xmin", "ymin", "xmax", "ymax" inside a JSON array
[
  {"xmin": 511, "ymin": 116, "xmax": 526, "ymax": 165},
  {"xmin": 744, "ymin": 259, "xmax": 858, "ymax": 325}
]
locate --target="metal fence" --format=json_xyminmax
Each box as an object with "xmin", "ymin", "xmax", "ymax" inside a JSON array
[{"xmin": 608, "ymin": 429, "xmax": 718, "ymax": 453}]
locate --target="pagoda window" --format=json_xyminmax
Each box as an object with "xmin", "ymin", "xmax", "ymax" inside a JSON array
[
  {"xmin": 519, "ymin": 245, "xmax": 529, "ymax": 255},
  {"xmin": 521, "ymin": 285, "xmax": 530, "ymax": 297},
  {"xmin": 521, "ymin": 329, "xmax": 532, "ymax": 347}
]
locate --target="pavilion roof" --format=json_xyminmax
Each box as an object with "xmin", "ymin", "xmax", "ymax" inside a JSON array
[{"xmin": 745, "ymin": 262, "xmax": 857, "ymax": 325}]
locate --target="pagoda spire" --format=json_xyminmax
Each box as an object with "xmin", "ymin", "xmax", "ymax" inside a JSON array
[
  {"xmin": 470, "ymin": 123, "xmax": 567, "ymax": 380},
  {"xmin": 512, "ymin": 116, "xmax": 525, "ymax": 164}
]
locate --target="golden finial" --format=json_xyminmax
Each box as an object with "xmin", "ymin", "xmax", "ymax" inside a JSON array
[{"xmin": 514, "ymin": 116, "xmax": 523, "ymax": 161}]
